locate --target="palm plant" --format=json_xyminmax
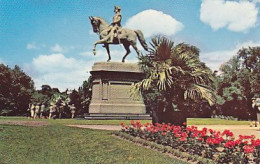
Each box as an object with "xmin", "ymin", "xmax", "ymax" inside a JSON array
[{"xmin": 132, "ymin": 36, "xmax": 216, "ymax": 124}]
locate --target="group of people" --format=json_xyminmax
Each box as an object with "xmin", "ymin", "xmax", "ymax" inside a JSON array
[
  {"xmin": 251, "ymin": 97, "xmax": 260, "ymax": 130},
  {"xmin": 27, "ymin": 103, "xmax": 76, "ymax": 119}
]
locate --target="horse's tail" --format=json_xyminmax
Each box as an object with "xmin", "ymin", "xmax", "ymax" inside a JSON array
[{"xmin": 135, "ymin": 30, "xmax": 148, "ymax": 51}]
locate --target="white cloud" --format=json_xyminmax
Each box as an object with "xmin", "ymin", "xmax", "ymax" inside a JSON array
[
  {"xmin": 80, "ymin": 46, "xmax": 140, "ymax": 63},
  {"xmin": 27, "ymin": 44, "xmax": 143, "ymax": 91},
  {"xmin": 0, "ymin": 58, "xmax": 4, "ymax": 64},
  {"xmin": 30, "ymin": 53, "xmax": 90, "ymax": 91},
  {"xmin": 50, "ymin": 44, "xmax": 66, "ymax": 53},
  {"xmin": 50, "ymin": 44, "xmax": 78, "ymax": 53},
  {"xmin": 26, "ymin": 42, "xmax": 39, "ymax": 50},
  {"xmin": 125, "ymin": 9, "xmax": 183, "ymax": 38},
  {"xmin": 26, "ymin": 42, "xmax": 46, "ymax": 50},
  {"xmin": 200, "ymin": 0, "xmax": 258, "ymax": 32},
  {"xmin": 201, "ymin": 41, "xmax": 260, "ymax": 71}
]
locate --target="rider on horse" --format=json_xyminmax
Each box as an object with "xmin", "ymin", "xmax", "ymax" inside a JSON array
[
  {"xmin": 107, "ymin": 6, "xmax": 122, "ymax": 43},
  {"xmin": 89, "ymin": 6, "xmax": 148, "ymax": 62}
]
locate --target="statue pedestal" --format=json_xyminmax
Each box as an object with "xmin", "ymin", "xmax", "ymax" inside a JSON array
[{"xmin": 89, "ymin": 62, "xmax": 146, "ymax": 114}]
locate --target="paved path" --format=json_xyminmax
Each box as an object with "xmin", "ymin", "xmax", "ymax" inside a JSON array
[
  {"xmin": 68, "ymin": 124, "xmax": 121, "ymax": 131},
  {"xmin": 68, "ymin": 124, "xmax": 260, "ymax": 139},
  {"xmin": 194, "ymin": 125, "xmax": 260, "ymax": 138}
]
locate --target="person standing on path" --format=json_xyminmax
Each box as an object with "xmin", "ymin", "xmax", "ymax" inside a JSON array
[{"xmin": 252, "ymin": 97, "xmax": 260, "ymax": 131}]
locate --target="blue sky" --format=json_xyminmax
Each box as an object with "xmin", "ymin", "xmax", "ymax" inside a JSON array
[{"xmin": 0, "ymin": 0, "xmax": 260, "ymax": 91}]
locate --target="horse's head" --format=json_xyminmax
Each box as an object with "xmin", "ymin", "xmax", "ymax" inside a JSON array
[
  {"xmin": 89, "ymin": 16, "xmax": 100, "ymax": 33},
  {"xmin": 89, "ymin": 16, "xmax": 108, "ymax": 33}
]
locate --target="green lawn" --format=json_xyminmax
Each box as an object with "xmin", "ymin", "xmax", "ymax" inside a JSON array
[
  {"xmin": 187, "ymin": 118, "xmax": 250, "ymax": 125},
  {"xmin": 0, "ymin": 120, "xmax": 187, "ymax": 164},
  {"xmin": 0, "ymin": 116, "xmax": 251, "ymax": 125},
  {"xmin": 0, "ymin": 117, "xmax": 252, "ymax": 163}
]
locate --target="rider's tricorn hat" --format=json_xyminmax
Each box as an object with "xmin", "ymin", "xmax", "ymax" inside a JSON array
[{"xmin": 114, "ymin": 6, "xmax": 121, "ymax": 11}]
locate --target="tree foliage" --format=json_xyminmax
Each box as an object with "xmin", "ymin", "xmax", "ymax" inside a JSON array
[
  {"xmin": 215, "ymin": 46, "xmax": 260, "ymax": 119},
  {"xmin": 0, "ymin": 64, "xmax": 34, "ymax": 115}
]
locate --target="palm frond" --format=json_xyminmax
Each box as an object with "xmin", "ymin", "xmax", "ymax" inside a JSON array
[
  {"xmin": 149, "ymin": 36, "xmax": 174, "ymax": 61},
  {"xmin": 184, "ymin": 84, "xmax": 216, "ymax": 106}
]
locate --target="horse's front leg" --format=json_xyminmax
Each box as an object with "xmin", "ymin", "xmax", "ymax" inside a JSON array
[
  {"xmin": 104, "ymin": 43, "xmax": 111, "ymax": 62},
  {"xmin": 93, "ymin": 42, "xmax": 98, "ymax": 56},
  {"xmin": 93, "ymin": 39, "xmax": 107, "ymax": 56}
]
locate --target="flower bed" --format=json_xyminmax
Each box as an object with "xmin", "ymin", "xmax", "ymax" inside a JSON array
[
  {"xmin": 120, "ymin": 121, "xmax": 260, "ymax": 164},
  {"xmin": 113, "ymin": 131, "xmax": 214, "ymax": 164}
]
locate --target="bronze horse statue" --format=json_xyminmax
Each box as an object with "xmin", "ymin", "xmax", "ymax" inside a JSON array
[{"xmin": 89, "ymin": 16, "xmax": 148, "ymax": 62}]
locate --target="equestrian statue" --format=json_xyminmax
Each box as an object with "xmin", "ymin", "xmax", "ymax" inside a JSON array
[{"xmin": 89, "ymin": 6, "xmax": 148, "ymax": 62}]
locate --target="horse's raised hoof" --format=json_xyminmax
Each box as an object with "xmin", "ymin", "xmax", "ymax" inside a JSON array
[
  {"xmin": 93, "ymin": 50, "xmax": 96, "ymax": 56},
  {"xmin": 122, "ymin": 60, "xmax": 125, "ymax": 63},
  {"xmin": 107, "ymin": 59, "xmax": 111, "ymax": 62}
]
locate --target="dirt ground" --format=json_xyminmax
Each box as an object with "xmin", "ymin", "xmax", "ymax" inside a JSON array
[
  {"xmin": 0, "ymin": 120, "xmax": 50, "ymax": 126},
  {"xmin": 68, "ymin": 124, "xmax": 260, "ymax": 139}
]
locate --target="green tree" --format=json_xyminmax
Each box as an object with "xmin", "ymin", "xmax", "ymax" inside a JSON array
[
  {"xmin": 0, "ymin": 64, "xmax": 13, "ymax": 115},
  {"xmin": 215, "ymin": 46, "xmax": 260, "ymax": 120},
  {"xmin": 78, "ymin": 76, "xmax": 92, "ymax": 115},
  {"xmin": 0, "ymin": 64, "xmax": 34, "ymax": 115},
  {"xmin": 237, "ymin": 46, "xmax": 260, "ymax": 97},
  {"xmin": 132, "ymin": 36, "xmax": 216, "ymax": 125}
]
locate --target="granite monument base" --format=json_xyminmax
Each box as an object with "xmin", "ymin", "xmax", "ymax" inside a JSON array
[{"xmin": 88, "ymin": 62, "xmax": 148, "ymax": 119}]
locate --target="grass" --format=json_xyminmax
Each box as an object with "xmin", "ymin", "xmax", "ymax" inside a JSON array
[
  {"xmin": 187, "ymin": 118, "xmax": 250, "ymax": 125},
  {"xmin": 0, "ymin": 120, "xmax": 187, "ymax": 164},
  {"xmin": 0, "ymin": 116, "xmax": 152, "ymax": 125},
  {"xmin": 0, "ymin": 116, "xmax": 251, "ymax": 125},
  {"xmin": 0, "ymin": 117, "xmax": 252, "ymax": 163}
]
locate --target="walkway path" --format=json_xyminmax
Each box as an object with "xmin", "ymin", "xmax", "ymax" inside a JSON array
[
  {"xmin": 68, "ymin": 124, "xmax": 260, "ymax": 139},
  {"xmin": 68, "ymin": 124, "xmax": 121, "ymax": 131},
  {"xmin": 195, "ymin": 125, "xmax": 260, "ymax": 138}
]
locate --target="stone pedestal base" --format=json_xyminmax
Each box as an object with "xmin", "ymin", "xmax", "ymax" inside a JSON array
[{"xmin": 89, "ymin": 62, "xmax": 146, "ymax": 114}]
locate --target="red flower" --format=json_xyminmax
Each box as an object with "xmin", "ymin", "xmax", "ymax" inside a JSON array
[
  {"xmin": 243, "ymin": 145, "xmax": 254, "ymax": 153},
  {"xmin": 181, "ymin": 132, "xmax": 188, "ymax": 138},
  {"xmin": 234, "ymin": 139, "xmax": 242, "ymax": 146},
  {"xmin": 197, "ymin": 137, "xmax": 204, "ymax": 142},
  {"xmin": 191, "ymin": 132, "xmax": 199, "ymax": 138},
  {"xmin": 206, "ymin": 137, "xmax": 214, "ymax": 145},
  {"xmin": 224, "ymin": 140, "xmax": 235, "ymax": 148},
  {"xmin": 199, "ymin": 130, "xmax": 207, "ymax": 137},
  {"xmin": 180, "ymin": 137, "xmax": 186, "ymax": 142},
  {"xmin": 251, "ymin": 139, "xmax": 260, "ymax": 146},
  {"xmin": 120, "ymin": 123, "xmax": 125, "ymax": 127},
  {"xmin": 183, "ymin": 122, "xmax": 187, "ymax": 126},
  {"xmin": 243, "ymin": 141, "xmax": 248, "ymax": 145},
  {"xmin": 213, "ymin": 138, "xmax": 222, "ymax": 145},
  {"xmin": 202, "ymin": 127, "xmax": 208, "ymax": 132},
  {"xmin": 175, "ymin": 133, "xmax": 181, "ymax": 138},
  {"xmin": 222, "ymin": 129, "xmax": 234, "ymax": 137}
]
